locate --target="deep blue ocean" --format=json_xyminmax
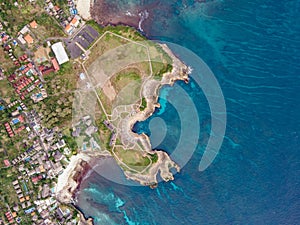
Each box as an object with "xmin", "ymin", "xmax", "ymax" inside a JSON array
[{"xmin": 76, "ymin": 0, "xmax": 300, "ymax": 224}]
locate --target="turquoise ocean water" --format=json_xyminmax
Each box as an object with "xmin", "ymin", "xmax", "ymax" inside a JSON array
[{"xmin": 76, "ymin": 0, "xmax": 300, "ymax": 224}]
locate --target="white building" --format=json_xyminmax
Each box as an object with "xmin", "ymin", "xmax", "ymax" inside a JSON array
[
  {"xmin": 51, "ymin": 42, "xmax": 69, "ymax": 65},
  {"xmin": 19, "ymin": 26, "xmax": 29, "ymax": 35}
]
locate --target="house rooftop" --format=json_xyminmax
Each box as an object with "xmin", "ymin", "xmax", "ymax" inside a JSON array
[
  {"xmin": 3, "ymin": 159, "xmax": 10, "ymax": 167},
  {"xmin": 71, "ymin": 17, "xmax": 77, "ymax": 24},
  {"xmin": 29, "ymin": 20, "xmax": 38, "ymax": 29},
  {"xmin": 19, "ymin": 26, "xmax": 29, "ymax": 35},
  {"xmin": 24, "ymin": 34, "xmax": 34, "ymax": 44},
  {"xmin": 51, "ymin": 58, "xmax": 60, "ymax": 71},
  {"xmin": 65, "ymin": 24, "xmax": 73, "ymax": 34}
]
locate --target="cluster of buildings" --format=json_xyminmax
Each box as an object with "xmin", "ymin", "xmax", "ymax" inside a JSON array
[
  {"xmin": 3, "ymin": 211, "xmax": 18, "ymax": 224},
  {"xmin": 12, "ymin": 180, "xmax": 31, "ymax": 206},
  {"xmin": 15, "ymin": 18, "xmax": 69, "ymax": 78},
  {"xmin": 18, "ymin": 20, "xmax": 38, "ymax": 45},
  {"xmin": 72, "ymin": 115, "xmax": 101, "ymax": 151},
  {"xmin": 38, "ymin": 58, "xmax": 60, "ymax": 76},
  {"xmin": 0, "ymin": 1, "xmax": 99, "ymax": 224},
  {"xmin": 3, "ymin": 103, "xmax": 28, "ymax": 138},
  {"xmin": 6, "ymin": 59, "xmax": 43, "ymax": 101},
  {"xmin": 1, "ymin": 106, "xmax": 79, "ymax": 224},
  {"xmin": 103, "ymin": 120, "xmax": 117, "ymax": 147},
  {"xmin": 36, "ymin": 41, "xmax": 68, "ymax": 79},
  {"xmin": 1, "ymin": 22, "xmax": 48, "ymax": 107},
  {"xmin": 1, "ymin": 32, "xmax": 21, "ymax": 67},
  {"xmin": 44, "ymin": 0, "xmax": 81, "ymax": 35},
  {"xmin": 64, "ymin": 15, "xmax": 81, "ymax": 35},
  {"xmin": 44, "ymin": 0, "xmax": 68, "ymax": 21},
  {"xmin": 1, "ymin": 19, "xmax": 76, "ymax": 223}
]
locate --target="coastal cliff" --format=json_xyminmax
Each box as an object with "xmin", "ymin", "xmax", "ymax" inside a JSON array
[
  {"xmin": 56, "ymin": 16, "xmax": 190, "ymax": 224},
  {"xmin": 121, "ymin": 43, "xmax": 190, "ymax": 186},
  {"xmin": 56, "ymin": 42, "xmax": 190, "ymax": 193}
]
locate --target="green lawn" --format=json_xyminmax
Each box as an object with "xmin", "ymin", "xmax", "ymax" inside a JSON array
[
  {"xmin": 139, "ymin": 97, "xmax": 147, "ymax": 111},
  {"xmin": 0, "ymin": 79, "xmax": 16, "ymax": 102},
  {"xmin": 34, "ymin": 13, "xmax": 65, "ymax": 39},
  {"xmin": 0, "ymin": 0, "xmax": 43, "ymax": 35},
  {"xmin": 114, "ymin": 147, "xmax": 152, "ymax": 172},
  {"xmin": 0, "ymin": 167, "xmax": 19, "ymax": 209}
]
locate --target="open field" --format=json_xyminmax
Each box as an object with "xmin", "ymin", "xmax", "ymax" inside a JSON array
[
  {"xmin": 94, "ymin": 66, "xmax": 145, "ymax": 114},
  {"xmin": 33, "ymin": 13, "xmax": 65, "ymax": 40},
  {"xmin": 0, "ymin": 79, "xmax": 16, "ymax": 102},
  {"xmin": 114, "ymin": 146, "xmax": 152, "ymax": 172},
  {"xmin": 84, "ymin": 32, "xmax": 130, "ymax": 69},
  {"xmin": 84, "ymin": 31, "xmax": 152, "ymax": 117},
  {"xmin": 0, "ymin": 48, "xmax": 16, "ymax": 72},
  {"xmin": 79, "ymin": 26, "xmax": 180, "ymax": 179},
  {"xmin": 112, "ymin": 80, "xmax": 142, "ymax": 107},
  {"xmin": 34, "ymin": 46, "xmax": 50, "ymax": 64},
  {"xmin": 0, "ymin": 168, "xmax": 19, "ymax": 207},
  {"xmin": 147, "ymin": 42, "xmax": 173, "ymax": 79},
  {"xmin": 111, "ymin": 69, "xmax": 141, "ymax": 91}
]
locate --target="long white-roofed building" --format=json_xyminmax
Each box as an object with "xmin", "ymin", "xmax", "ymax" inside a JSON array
[{"xmin": 51, "ymin": 42, "xmax": 69, "ymax": 65}]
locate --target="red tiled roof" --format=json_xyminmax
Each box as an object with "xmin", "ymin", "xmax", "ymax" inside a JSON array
[
  {"xmin": 24, "ymin": 34, "xmax": 34, "ymax": 44},
  {"xmin": 15, "ymin": 126, "xmax": 25, "ymax": 133},
  {"xmin": 2, "ymin": 35, "xmax": 8, "ymax": 42},
  {"xmin": 19, "ymin": 54, "xmax": 28, "ymax": 61},
  {"xmin": 65, "ymin": 24, "xmax": 73, "ymax": 33},
  {"xmin": 51, "ymin": 58, "xmax": 60, "ymax": 71},
  {"xmin": 4, "ymin": 159, "xmax": 10, "ymax": 167},
  {"xmin": 29, "ymin": 20, "xmax": 38, "ymax": 29},
  {"xmin": 4, "ymin": 122, "xmax": 14, "ymax": 137},
  {"xmin": 32, "ymin": 175, "xmax": 43, "ymax": 183},
  {"xmin": 70, "ymin": 18, "xmax": 78, "ymax": 25},
  {"xmin": 41, "ymin": 67, "xmax": 55, "ymax": 75},
  {"xmin": 18, "ymin": 115, "xmax": 24, "ymax": 123}
]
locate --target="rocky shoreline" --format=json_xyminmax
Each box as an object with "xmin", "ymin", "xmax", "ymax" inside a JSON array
[
  {"xmin": 120, "ymin": 43, "xmax": 190, "ymax": 186},
  {"xmin": 56, "ymin": 43, "xmax": 190, "ymax": 193},
  {"xmin": 55, "ymin": 153, "xmax": 108, "ymax": 225},
  {"xmin": 56, "ymin": 6, "xmax": 190, "ymax": 220},
  {"xmin": 55, "ymin": 42, "xmax": 190, "ymax": 223},
  {"xmin": 91, "ymin": 0, "xmax": 140, "ymax": 28},
  {"xmin": 90, "ymin": 0, "xmax": 157, "ymax": 31}
]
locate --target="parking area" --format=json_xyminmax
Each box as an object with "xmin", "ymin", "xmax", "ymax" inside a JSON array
[
  {"xmin": 65, "ymin": 25, "xmax": 100, "ymax": 59},
  {"xmin": 64, "ymin": 41, "xmax": 82, "ymax": 59}
]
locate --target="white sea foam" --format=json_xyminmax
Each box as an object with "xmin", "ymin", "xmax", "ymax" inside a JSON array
[{"xmin": 138, "ymin": 10, "xmax": 149, "ymax": 32}]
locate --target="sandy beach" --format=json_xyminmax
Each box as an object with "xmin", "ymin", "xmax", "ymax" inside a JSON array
[
  {"xmin": 55, "ymin": 150, "xmax": 112, "ymax": 202},
  {"xmin": 55, "ymin": 153, "xmax": 91, "ymax": 193},
  {"xmin": 55, "ymin": 153, "xmax": 97, "ymax": 224},
  {"xmin": 76, "ymin": 0, "xmax": 92, "ymax": 20}
]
